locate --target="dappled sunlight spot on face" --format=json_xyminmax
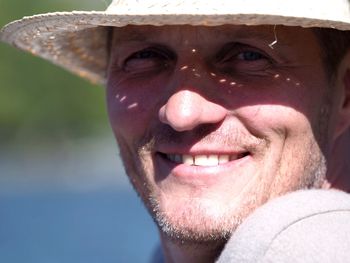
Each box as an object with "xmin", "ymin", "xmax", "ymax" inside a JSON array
[
  {"xmin": 120, "ymin": 95, "xmax": 127, "ymax": 102},
  {"xmin": 190, "ymin": 67, "xmax": 202, "ymax": 77},
  {"xmin": 127, "ymin": 103, "xmax": 139, "ymax": 110},
  {"xmin": 115, "ymin": 93, "xmax": 139, "ymax": 109}
]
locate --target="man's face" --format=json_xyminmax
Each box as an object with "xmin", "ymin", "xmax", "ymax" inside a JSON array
[{"xmin": 106, "ymin": 25, "xmax": 335, "ymax": 242}]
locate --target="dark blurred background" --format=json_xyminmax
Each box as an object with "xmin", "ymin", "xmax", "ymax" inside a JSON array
[{"xmin": 0, "ymin": 1, "xmax": 158, "ymax": 262}]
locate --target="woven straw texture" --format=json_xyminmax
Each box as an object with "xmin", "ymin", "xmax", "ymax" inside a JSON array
[{"xmin": 1, "ymin": 0, "xmax": 350, "ymax": 84}]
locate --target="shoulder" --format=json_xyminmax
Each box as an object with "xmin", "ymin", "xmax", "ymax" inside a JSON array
[{"xmin": 217, "ymin": 190, "xmax": 350, "ymax": 263}]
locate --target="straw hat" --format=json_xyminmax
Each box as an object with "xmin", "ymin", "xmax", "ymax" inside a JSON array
[{"xmin": 1, "ymin": 0, "xmax": 350, "ymax": 85}]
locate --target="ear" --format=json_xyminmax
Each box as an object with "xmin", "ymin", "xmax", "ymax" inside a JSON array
[{"xmin": 333, "ymin": 51, "xmax": 350, "ymax": 139}]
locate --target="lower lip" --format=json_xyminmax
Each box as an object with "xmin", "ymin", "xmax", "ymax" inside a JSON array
[{"xmin": 155, "ymin": 153, "xmax": 251, "ymax": 181}]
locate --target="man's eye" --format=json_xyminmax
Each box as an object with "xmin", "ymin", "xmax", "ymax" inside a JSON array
[
  {"xmin": 237, "ymin": 51, "xmax": 265, "ymax": 61},
  {"xmin": 123, "ymin": 48, "xmax": 174, "ymax": 74},
  {"xmin": 129, "ymin": 50, "xmax": 162, "ymax": 60},
  {"xmin": 217, "ymin": 43, "xmax": 273, "ymax": 74}
]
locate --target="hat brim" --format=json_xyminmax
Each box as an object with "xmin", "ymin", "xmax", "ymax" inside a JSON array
[{"xmin": 1, "ymin": 11, "xmax": 350, "ymax": 84}]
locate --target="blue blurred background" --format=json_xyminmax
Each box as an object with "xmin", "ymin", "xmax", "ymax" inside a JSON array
[{"xmin": 0, "ymin": 1, "xmax": 159, "ymax": 262}]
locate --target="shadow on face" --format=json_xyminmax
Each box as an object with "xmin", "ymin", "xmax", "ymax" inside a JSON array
[{"xmin": 104, "ymin": 24, "xmax": 347, "ymax": 243}]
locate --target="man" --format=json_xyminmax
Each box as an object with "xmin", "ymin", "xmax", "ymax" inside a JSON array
[{"xmin": 2, "ymin": 0, "xmax": 350, "ymax": 262}]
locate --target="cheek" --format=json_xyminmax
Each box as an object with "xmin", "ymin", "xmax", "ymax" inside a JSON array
[
  {"xmin": 228, "ymin": 78, "xmax": 324, "ymax": 137},
  {"xmin": 106, "ymin": 78, "xmax": 164, "ymax": 136},
  {"xmin": 237, "ymin": 102, "xmax": 317, "ymax": 144}
]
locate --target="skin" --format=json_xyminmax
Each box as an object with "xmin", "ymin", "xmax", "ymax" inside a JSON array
[
  {"xmin": 327, "ymin": 51, "xmax": 350, "ymax": 191},
  {"xmin": 106, "ymin": 25, "xmax": 350, "ymax": 262},
  {"xmin": 327, "ymin": 130, "xmax": 350, "ymax": 191}
]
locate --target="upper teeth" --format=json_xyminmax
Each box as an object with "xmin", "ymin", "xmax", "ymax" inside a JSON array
[{"xmin": 166, "ymin": 154, "xmax": 243, "ymax": 166}]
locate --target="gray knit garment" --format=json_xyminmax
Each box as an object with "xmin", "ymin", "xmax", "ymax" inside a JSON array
[{"xmin": 217, "ymin": 189, "xmax": 350, "ymax": 262}]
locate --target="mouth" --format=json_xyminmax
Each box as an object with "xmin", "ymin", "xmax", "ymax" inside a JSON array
[{"xmin": 159, "ymin": 152, "xmax": 250, "ymax": 167}]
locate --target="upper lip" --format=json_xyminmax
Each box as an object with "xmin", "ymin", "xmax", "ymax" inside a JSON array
[
  {"xmin": 158, "ymin": 152, "xmax": 249, "ymax": 158},
  {"xmin": 156, "ymin": 145, "xmax": 250, "ymax": 156}
]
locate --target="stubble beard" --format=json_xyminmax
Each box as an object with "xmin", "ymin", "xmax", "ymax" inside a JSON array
[
  {"xmin": 116, "ymin": 104, "xmax": 330, "ymax": 245},
  {"xmin": 147, "ymin": 151, "xmax": 327, "ymax": 245},
  {"xmin": 119, "ymin": 142, "xmax": 328, "ymax": 246}
]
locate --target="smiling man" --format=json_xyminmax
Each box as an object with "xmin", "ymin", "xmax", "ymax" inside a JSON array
[
  {"xmin": 106, "ymin": 24, "xmax": 349, "ymax": 261},
  {"xmin": 2, "ymin": 0, "xmax": 350, "ymax": 262}
]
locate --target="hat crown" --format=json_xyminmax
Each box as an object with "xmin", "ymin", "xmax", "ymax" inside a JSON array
[{"xmin": 106, "ymin": 0, "xmax": 350, "ymax": 20}]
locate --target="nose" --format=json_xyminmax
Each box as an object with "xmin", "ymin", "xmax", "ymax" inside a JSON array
[{"xmin": 159, "ymin": 89, "xmax": 227, "ymax": 132}]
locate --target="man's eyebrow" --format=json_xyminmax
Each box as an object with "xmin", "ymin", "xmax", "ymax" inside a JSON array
[
  {"xmin": 229, "ymin": 28, "xmax": 278, "ymax": 44},
  {"xmin": 230, "ymin": 27, "xmax": 293, "ymax": 49}
]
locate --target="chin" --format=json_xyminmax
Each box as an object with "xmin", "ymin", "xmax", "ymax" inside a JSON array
[{"xmin": 148, "ymin": 189, "xmax": 262, "ymax": 243}]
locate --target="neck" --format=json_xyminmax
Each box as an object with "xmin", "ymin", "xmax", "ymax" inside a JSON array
[{"xmin": 159, "ymin": 233, "xmax": 225, "ymax": 263}]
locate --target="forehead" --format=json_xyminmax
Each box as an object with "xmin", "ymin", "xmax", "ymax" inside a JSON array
[{"xmin": 111, "ymin": 25, "xmax": 317, "ymax": 47}]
